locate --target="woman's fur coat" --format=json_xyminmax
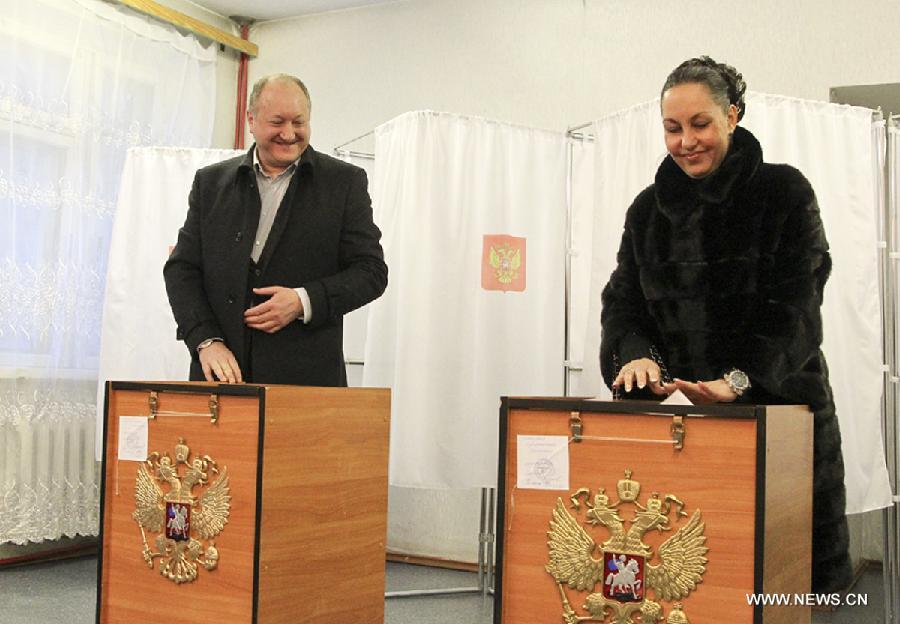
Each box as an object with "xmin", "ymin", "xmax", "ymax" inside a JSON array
[{"xmin": 600, "ymin": 126, "xmax": 851, "ymax": 592}]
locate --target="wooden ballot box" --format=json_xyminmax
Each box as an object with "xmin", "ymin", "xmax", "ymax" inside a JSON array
[
  {"xmin": 495, "ymin": 398, "xmax": 812, "ymax": 624},
  {"xmin": 97, "ymin": 381, "xmax": 390, "ymax": 624}
]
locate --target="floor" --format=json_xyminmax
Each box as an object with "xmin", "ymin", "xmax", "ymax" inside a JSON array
[{"xmin": 0, "ymin": 556, "xmax": 887, "ymax": 623}]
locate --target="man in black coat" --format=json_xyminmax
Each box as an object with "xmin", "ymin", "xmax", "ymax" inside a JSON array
[{"xmin": 164, "ymin": 74, "xmax": 387, "ymax": 386}]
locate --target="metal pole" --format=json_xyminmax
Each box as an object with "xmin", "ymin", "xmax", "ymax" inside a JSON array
[
  {"xmin": 877, "ymin": 117, "xmax": 892, "ymax": 624},
  {"xmin": 477, "ymin": 487, "xmax": 488, "ymax": 591},
  {"xmin": 485, "ymin": 487, "xmax": 496, "ymax": 596},
  {"xmin": 564, "ymin": 138, "xmax": 574, "ymax": 396},
  {"xmin": 334, "ymin": 149, "xmax": 375, "ymax": 160},
  {"xmin": 562, "ymin": 128, "xmax": 594, "ymax": 394},
  {"xmin": 333, "ymin": 129, "xmax": 376, "ymax": 153},
  {"xmin": 567, "ymin": 121, "xmax": 592, "ymax": 134},
  {"xmin": 886, "ymin": 117, "xmax": 900, "ymax": 624},
  {"xmin": 878, "ymin": 116, "xmax": 899, "ymax": 624}
]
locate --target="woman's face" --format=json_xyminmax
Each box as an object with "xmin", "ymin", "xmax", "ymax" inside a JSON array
[{"xmin": 661, "ymin": 82, "xmax": 738, "ymax": 179}]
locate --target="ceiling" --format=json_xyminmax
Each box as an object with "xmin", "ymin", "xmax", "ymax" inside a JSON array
[{"xmin": 189, "ymin": 0, "xmax": 398, "ymax": 22}]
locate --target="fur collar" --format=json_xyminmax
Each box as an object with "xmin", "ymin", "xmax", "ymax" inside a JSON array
[{"xmin": 655, "ymin": 126, "xmax": 763, "ymax": 208}]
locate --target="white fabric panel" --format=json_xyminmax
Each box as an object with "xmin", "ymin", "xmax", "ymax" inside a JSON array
[
  {"xmin": 335, "ymin": 153, "xmax": 483, "ymax": 560},
  {"xmin": 365, "ymin": 111, "xmax": 567, "ymax": 488},
  {"xmin": 580, "ymin": 92, "xmax": 891, "ymax": 514},
  {"xmin": 95, "ymin": 148, "xmax": 243, "ymax": 459},
  {"xmin": 741, "ymin": 95, "xmax": 891, "ymax": 514},
  {"xmin": 334, "ymin": 153, "xmax": 375, "ymax": 387},
  {"xmin": 387, "ymin": 486, "xmax": 481, "ymax": 563},
  {"xmin": 565, "ymin": 139, "xmax": 596, "ymax": 396},
  {"xmin": 581, "ymin": 100, "xmax": 668, "ymax": 401}
]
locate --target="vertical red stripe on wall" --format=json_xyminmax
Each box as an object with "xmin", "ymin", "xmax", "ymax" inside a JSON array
[{"xmin": 234, "ymin": 23, "xmax": 250, "ymax": 150}]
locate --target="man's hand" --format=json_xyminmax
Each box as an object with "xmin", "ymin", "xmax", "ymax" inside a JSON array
[
  {"xmin": 244, "ymin": 286, "xmax": 303, "ymax": 333},
  {"xmin": 198, "ymin": 341, "xmax": 243, "ymax": 383},
  {"xmin": 662, "ymin": 378, "xmax": 737, "ymax": 404}
]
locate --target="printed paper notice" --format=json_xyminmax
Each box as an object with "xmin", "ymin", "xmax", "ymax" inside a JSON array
[
  {"xmin": 118, "ymin": 416, "xmax": 148, "ymax": 461},
  {"xmin": 517, "ymin": 435, "xmax": 569, "ymax": 490}
]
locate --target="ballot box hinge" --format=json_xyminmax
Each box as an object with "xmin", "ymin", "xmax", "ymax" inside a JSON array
[
  {"xmin": 570, "ymin": 411, "xmax": 583, "ymax": 442},
  {"xmin": 671, "ymin": 415, "xmax": 685, "ymax": 450},
  {"xmin": 148, "ymin": 390, "xmax": 158, "ymax": 419},
  {"xmin": 209, "ymin": 394, "xmax": 219, "ymax": 424}
]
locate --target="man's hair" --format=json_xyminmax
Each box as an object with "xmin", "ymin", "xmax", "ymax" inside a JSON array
[{"xmin": 248, "ymin": 74, "xmax": 311, "ymax": 113}]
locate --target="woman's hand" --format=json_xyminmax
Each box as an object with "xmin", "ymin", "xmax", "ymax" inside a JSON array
[
  {"xmin": 613, "ymin": 358, "xmax": 668, "ymax": 395},
  {"xmin": 662, "ymin": 378, "xmax": 737, "ymax": 404}
]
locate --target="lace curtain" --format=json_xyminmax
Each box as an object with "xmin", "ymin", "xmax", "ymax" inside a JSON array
[{"xmin": 0, "ymin": 0, "xmax": 217, "ymax": 544}]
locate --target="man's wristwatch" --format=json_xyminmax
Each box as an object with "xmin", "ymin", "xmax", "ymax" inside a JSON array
[
  {"xmin": 723, "ymin": 368, "xmax": 751, "ymax": 396},
  {"xmin": 196, "ymin": 338, "xmax": 222, "ymax": 352}
]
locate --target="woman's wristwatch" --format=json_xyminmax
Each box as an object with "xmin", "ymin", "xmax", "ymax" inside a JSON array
[{"xmin": 723, "ymin": 368, "xmax": 751, "ymax": 396}]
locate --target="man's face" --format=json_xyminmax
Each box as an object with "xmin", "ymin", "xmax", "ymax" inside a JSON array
[{"xmin": 247, "ymin": 80, "xmax": 311, "ymax": 174}]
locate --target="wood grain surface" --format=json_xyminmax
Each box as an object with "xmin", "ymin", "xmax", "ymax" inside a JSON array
[
  {"xmin": 99, "ymin": 386, "xmax": 261, "ymax": 624},
  {"xmin": 256, "ymin": 386, "xmax": 390, "ymax": 624},
  {"xmin": 499, "ymin": 407, "xmax": 760, "ymax": 623},
  {"xmin": 762, "ymin": 405, "xmax": 813, "ymax": 623}
]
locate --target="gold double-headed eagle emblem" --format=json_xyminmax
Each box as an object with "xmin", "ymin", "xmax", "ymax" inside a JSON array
[
  {"xmin": 488, "ymin": 243, "xmax": 522, "ymax": 285},
  {"xmin": 546, "ymin": 470, "xmax": 708, "ymax": 623},
  {"xmin": 132, "ymin": 437, "xmax": 231, "ymax": 584}
]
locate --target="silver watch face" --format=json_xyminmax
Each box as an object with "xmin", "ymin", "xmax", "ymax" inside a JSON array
[{"xmin": 728, "ymin": 370, "xmax": 750, "ymax": 391}]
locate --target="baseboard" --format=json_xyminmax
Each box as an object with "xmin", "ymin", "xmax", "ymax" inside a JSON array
[
  {"xmin": 848, "ymin": 558, "xmax": 879, "ymax": 591},
  {"xmin": 0, "ymin": 537, "xmax": 99, "ymax": 568},
  {"xmin": 386, "ymin": 552, "xmax": 479, "ymax": 573}
]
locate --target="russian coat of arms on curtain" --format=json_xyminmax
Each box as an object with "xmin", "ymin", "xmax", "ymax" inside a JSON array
[{"xmin": 482, "ymin": 234, "xmax": 526, "ymax": 292}]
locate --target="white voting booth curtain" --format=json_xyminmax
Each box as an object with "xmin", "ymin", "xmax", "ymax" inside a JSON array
[
  {"xmin": 94, "ymin": 148, "xmax": 243, "ymax": 459},
  {"xmin": 334, "ymin": 153, "xmax": 375, "ymax": 389},
  {"xmin": 365, "ymin": 111, "xmax": 568, "ymax": 489},
  {"xmin": 335, "ymin": 152, "xmax": 479, "ymax": 561},
  {"xmin": 0, "ymin": 0, "xmax": 216, "ymax": 544},
  {"xmin": 579, "ymin": 92, "xmax": 892, "ymax": 515}
]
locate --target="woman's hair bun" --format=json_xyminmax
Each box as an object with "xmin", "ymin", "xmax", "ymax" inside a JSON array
[{"xmin": 662, "ymin": 56, "xmax": 747, "ymax": 121}]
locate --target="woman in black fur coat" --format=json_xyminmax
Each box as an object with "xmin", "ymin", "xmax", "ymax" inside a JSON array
[{"xmin": 599, "ymin": 56, "xmax": 851, "ymax": 593}]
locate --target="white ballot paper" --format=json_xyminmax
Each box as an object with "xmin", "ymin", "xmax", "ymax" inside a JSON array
[
  {"xmin": 517, "ymin": 435, "xmax": 569, "ymax": 490},
  {"xmin": 117, "ymin": 416, "xmax": 149, "ymax": 461},
  {"xmin": 661, "ymin": 389, "xmax": 694, "ymax": 405}
]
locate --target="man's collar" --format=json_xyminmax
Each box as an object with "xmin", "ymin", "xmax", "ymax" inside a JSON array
[
  {"xmin": 240, "ymin": 144, "xmax": 315, "ymax": 175},
  {"xmin": 253, "ymin": 148, "xmax": 299, "ymax": 179}
]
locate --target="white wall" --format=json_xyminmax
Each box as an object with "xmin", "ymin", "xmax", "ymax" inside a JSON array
[
  {"xmin": 231, "ymin": 0, "xmax": 900, "ymax": 564},
  {"xmin": 246, "ymin": 0, "xmax": 900, "ymax": 153},
  {"xmin": 211, "ymin": 46, "xmax": 239, "ymax": 147}
]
